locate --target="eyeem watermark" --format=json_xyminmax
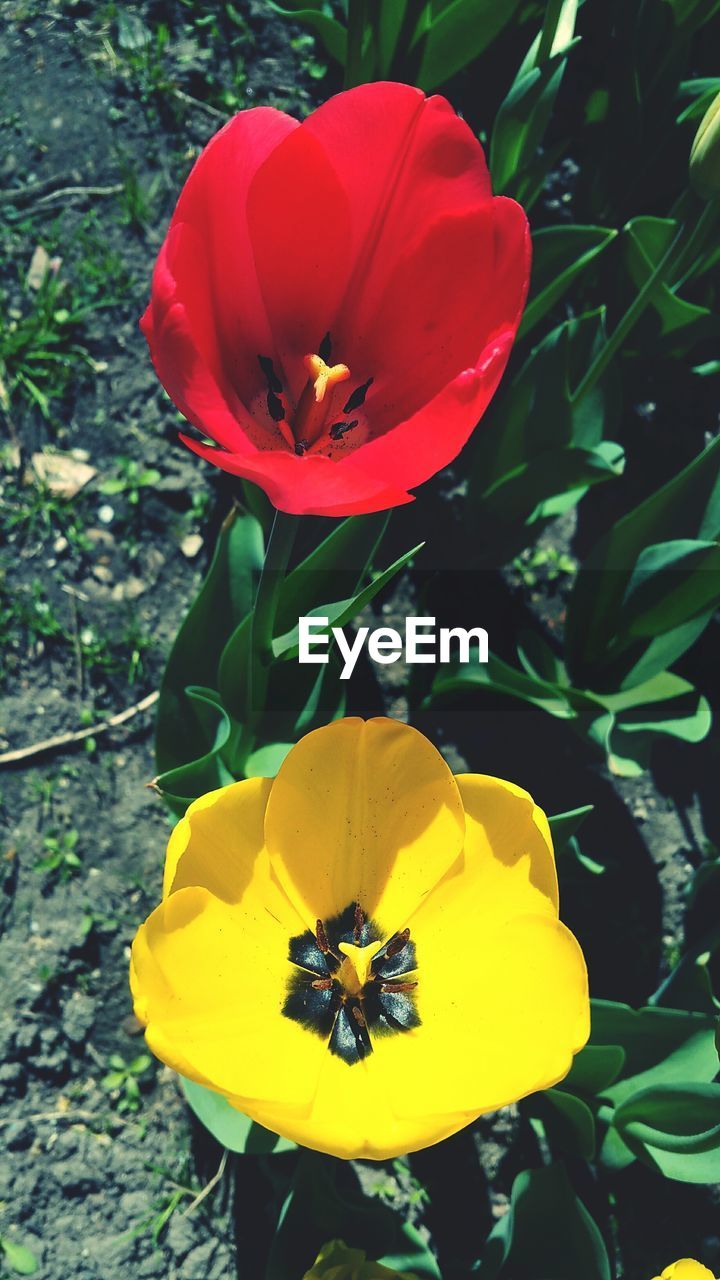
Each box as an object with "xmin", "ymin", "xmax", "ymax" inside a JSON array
[{"xmin": 298, "ymin": 615, "xmax": 489, "ymax": 681}]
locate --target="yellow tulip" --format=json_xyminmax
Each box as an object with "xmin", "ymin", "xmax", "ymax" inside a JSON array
[
  {"xmin": 302, "ymin": 1238, "xmax": 416, "ymax": 1278},
  {"xmin": 130, "ymin": 717, "xmax": 589, "ymax": 1159},
  {"xmin": 690, "ymin": 90, "xmax": 720, "ymax": 199},
  {"xmin": 652, "ymin": 1262, "xmax": 716, "ymax": 1280}
]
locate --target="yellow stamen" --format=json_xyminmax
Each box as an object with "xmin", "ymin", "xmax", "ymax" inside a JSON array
[{"xmin": 304, "ymin": 353, "xmax": 350, "ymax": 404}]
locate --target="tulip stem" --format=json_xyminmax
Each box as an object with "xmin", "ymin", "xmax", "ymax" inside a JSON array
[
  {"xmin": 244, "ymin": 509, "xmax": 299, "ymax": 736},
  {"xmin": 570, "ymin": 201, "xmax": 715, "ymax": 407}
]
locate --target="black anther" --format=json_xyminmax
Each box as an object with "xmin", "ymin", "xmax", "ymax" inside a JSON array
[{"xmin": 343, "ymin": 377, "xmax": 373, "ymax": 413}]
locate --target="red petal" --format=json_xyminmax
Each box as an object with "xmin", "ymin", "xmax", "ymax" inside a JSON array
[
  {"xmin": 180, "ymin": 437, "xmax": 412, "ymax": 517},
  {"xmin": 246, "ymin": 126, "xmax": 352, "ymax": 394},
  {"xmin": 160, "ymin": 107, "xmax": 298, "ymax": 407},
  {"xmin": 349, "ymin": 196, "xmax": 531, "ymax": 493},
  {"xmin": 151, "ymin": 302, "xmax": 258, "ymax": 454},
  {"xmin": 345, "ymin": 336, "xmax": 516, "ymax": 496},
  {"xmin": 340, "ymin": 203, "xmax": 498, "ymax": 431},
  {"xmin": 303, "ymin": 83, "xmax": 493, "ymax": 328}
]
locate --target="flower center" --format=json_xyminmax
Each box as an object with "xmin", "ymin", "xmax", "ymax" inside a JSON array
[
  {"xmin": 283, "ymin": 902, "xmax": 419, "ymax": 1065},
  {"xmin": 293, "ymin": 353, "xmax": 351, "ymax": 451},
  {"xmin": 257, "ymin": 336, "xmax": 374, "ymax": 457}
]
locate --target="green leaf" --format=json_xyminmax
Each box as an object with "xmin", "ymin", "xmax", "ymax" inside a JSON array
[
  {"xmin": 470, "ymin": 443, "xmax": 624, "ymax": 565},
  {"xmin": 266, "ymin": 2, "xmax": 347, "ymax": 64},
  {"xmin": 489, "ymin": 23, "xmax": 580, "ymax": 202},
  {"xmin": 156, "ymin": 509, "xmax": 263, "ymax": 774},
  {"xmin": 415, "ymin": 0, "xmax": 524, "ymax": 92},
  {"xmin": 667, "ymin": 0, "xmax": 720, "ymax": 30},
  {"xmin": 469, "ymin": 308, "xmax": 622, "ymax": 562},
  {"xmin": 478, "ymin": 1164, "xmax": 611, "ymax": 1280},
  {"xmin": 272, "ymin": 543, "xmax": 423, "ymax": 660},
  {"xmin": 565, "ymin": 436, "xmax": 720, "ymax": 687},
  {"xmin": 102, "ymin": 1071, "xmax": 126, "ymax": 1090},
  {"xmin": 1, "ymin": 1238, "xmax": 39, "ymax": 1275},
  {"xmin": 275, "ymin": 514, "xmax": 389, "ymax": 637},
  {"xmin": 376, "ymin": 0, "xmax": 410, "ymax": 77},
  {"xmin": 621, "ymin": 539, "xmax": 720, "ymax": 638},
  {"xmin": 216, "ymin": 517, "xmax": 402, "ymax": 722},
  {"xmin": 548, "ymin": 805, "xmax": 594, "ymax": 853},
  {"xmin": 155, "ymin": 686, "xmax": 234, "ymax": 815},
  {"xmin": 519, "ymin": 225, "xmax": 618, "ymax": 338},
  {"xmin": 540, "ymin": 1088, "xmax": 596, "ymax": 1159},
  {"xmin": 243, "ymin": 741, "xmax": 294, "ymax": 779},
  {"xmin": 428, "ymin": 651, "xmax": 575, "ymax": 720},
  {"xmin": 181, "ymin": 1078, "xmax": 296, "ymax": 1155},
  {"xmin": 613, "ymin": 1084, "xmax": 720, "ymax": 1182},
  {"xmin": 623, "ymin": 216, "xmax": 718, "ymax": 347},
  {"xmin": 267, "ymin": 1152, "xmax": 440, "ymax": 1280},
  {"xmin": 563, "ymin": 1044, "xmax": 627, "ymax": 1095},
  {"xmin": 596, "ymin": 673, "xmax": 712, "ymax": 774},
  {"xmin": 604, "ymin": 1028, "xmax": 718, "ymax": 1109}
]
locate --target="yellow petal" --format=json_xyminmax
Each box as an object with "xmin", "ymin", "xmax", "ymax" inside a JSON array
[
  {"xmin": 130, "ymin": 886, "xmax": 323, "ymax": 1110},
  {"xmin": 163, "ymin": 776, "xmax": 272, "ymax": 900},
  {"xmin": 656, "ymin": 1264, "xmax": 717, "ymax": 1280},
  {"xmin": 451, "ymin": 774, "xmax": 559, "ymax": 918},
  {"xmin": 237, "ymin": 1041, "xmax": 471, "ymax": 1160},
  {"xmin": 264, "ymin": 718, "xmax": 465, "ymax": 932},
  {"xmin": 372, "ymin": 912, "xmax": 589, "ymax": 1122}
]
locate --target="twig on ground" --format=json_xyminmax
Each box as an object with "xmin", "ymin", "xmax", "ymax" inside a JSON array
[
  {"xmin": 0, "ymin": 171, "xmax": 77, "ymax": 205},
  {"xmin": 0, "ymin": 691, "xmax": 159, "ymax": 767},
  {"xmin": 0, "ymin": 1109, "xmax": 96, "ymax": 1127},
  {"xmin": 172, "ymin": 88, "xmax": 226, "ymax": 120},
  {"xmin": 33, "ymin": 183, "xmax": 123, "ymax": 207},
  {"xmin": 182, "ymin": 1150, "xmax": 229, "ymax": 1216}
]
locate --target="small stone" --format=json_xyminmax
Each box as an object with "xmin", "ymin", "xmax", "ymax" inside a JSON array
[
  {"xmin": 98, "ymin": 504, "xmax": 115, "ymax": 525},
  {"xmin": 180, "ymin": 533, "xmax": 203, "ymax": 559},
  {"xmin": 53, "ymin": 535, "xmax": 69, "ymax": 554},
  {"xmin": 110, "ymin": 576, "xmax": 146, "ymax": 602},
  {"xmin": 26, "ymin": 245, "xmax": 52, "ymax": 290},
  {"xmin": 61, "ymin": 992, "xmax": 95, "ymax": 1045},
  {"xmin": 30, "ymin": 450, "xmax": 96, "ymax": 497}
]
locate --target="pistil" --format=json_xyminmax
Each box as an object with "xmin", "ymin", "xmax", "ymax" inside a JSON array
[{"xmin": 294, "ymin": 353, "xmax": 350, "ymax": 449}]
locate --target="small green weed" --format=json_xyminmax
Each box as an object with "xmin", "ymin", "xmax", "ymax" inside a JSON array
[
  {"xmin": 102, "ymin": 1052, "xmax": 153, "ymax": 1113},
  {"xmin": 100, "ymin": 456, "xmax": 161, "ymax": 506},
  {"xmin": 34, "ymin": 828, "xmax": 81, "ymax": 880},
  {"xmin": 0, "ymin": 265, "xmax": 98, "ymax": 422},
  {"xmin": 512, "ymin": 545, "xmax": 578, "ymax": 589},
  {"xmin": 0, "ymin": 1233, "xmax": 38, "ymax": 1276}
]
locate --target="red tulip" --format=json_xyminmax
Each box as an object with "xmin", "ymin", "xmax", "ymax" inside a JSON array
[{"xmin": 141, "ymin": 82, "xmax": 530, "ymax": 517}]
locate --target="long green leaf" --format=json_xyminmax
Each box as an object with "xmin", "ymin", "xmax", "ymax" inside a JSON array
[
  {"xmin": 614, "ymin": 1084, "xmax": 720, "ymax": 1182},
  {"xmin": 181, "ymin": 1078, "xmax": 296, "ymax": 1154},
  {"xmin": 519, "ymin": 225, "xmax": 618, "ymax": 338},
  {"xmin": 478, "ymin": 1164, "xmax": 611, "ymax": 1280},
  {"xmin": 156, "ymin": 509, "xmax": 263, "ymax": 774},
  {"xmin": 416, "ymin": 0, "xmax": 523, "ymax": 91},
  {"xmin": 565, "ymin": 437, "xmax": 720, "ymax": 684}
]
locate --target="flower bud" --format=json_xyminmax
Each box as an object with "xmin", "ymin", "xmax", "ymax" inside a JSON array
[
  {"xmin": 690, "ymin": 90, "xmax": 720, "ymax": 199},
  {"xmin": 303, "ymin": 1239, "xmax": 416, "ymax": 1279}
]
